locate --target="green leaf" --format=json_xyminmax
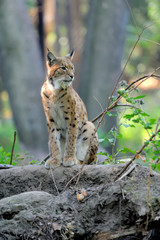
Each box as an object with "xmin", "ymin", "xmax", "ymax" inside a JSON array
[
  {"xmin": 106, "ymin": 112, "xmax": 116, "ymax": 117},
  {"xmin": 108, "ymin": 138, "xmax": 115, "ymax": 144},
  {"xmin": 29, "ymin": 160, "xmax": 37, "ymax": 164},
  {"xmin": 156, "ymin": 163, "xmax": 160, "ymax": 173},
  {"xmin": 119, "ymin": 147, "xmax": 136, "ymax": 154},
  {"xmin": 126, "ymin": 97, "xmax": 134, "ymax": 103},
  {"xmin": 143, "ymin": 122, "xmax": 152, "ymax": 129},
  {"xmin": 132, "ymin": 118, "xmax": 141, "ymax": 123},
  {"xmin": 116, "ymin": 132, "xmax": 123, "ymax": 139},
  {"xmin": 122, "ymin": 124, "xmax": 131, "ymax": 128},
  {"xmin": 133, "ymin": 109, "xmax": 142, "ymax": 115},
  {"xmin": 121, "ymin": 123, "xmax": 135, "ymax": 128},
  {"xmin": 117, "ymin": 89, "xmax": 126, "ymax": 95},
  {"xmin": 149, "ymin": 118, "xmax": 157, "ymax": 124},
  {"xmin": 133, "ymin": 95, "xmax": 146, "ymax": 99},
  {"xmin": 97, "ymin": 151, "xmax": 108, "ymax": 156},
  {"xmin": 123, "ymin": 114, "xmax": 134, "ymax": 120},
  {"xmin": 99, "ymin": 138, "xmax": 106, "ymax": 143},
  {"xmin": 140, "ymin": 112, "xmax": 150, "ymax": 117}
]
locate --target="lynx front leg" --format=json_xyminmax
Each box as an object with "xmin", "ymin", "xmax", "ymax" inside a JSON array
[
  {"xmin": 63, "ymin": 115, "xmax": 78, "ymax": 167},
  {"xmin": 45, "ymin": 125, "xmax": 61, "ymax": 169}
]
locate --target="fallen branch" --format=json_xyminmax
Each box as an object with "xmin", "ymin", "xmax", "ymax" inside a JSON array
[
  {"xmin": 116, "ymin": 163, "xmax": 137, "ymax": 181},
  {"xmin": 41, "ymin": 153, "xmax": 51, "ymax": 164},
  {"xmin": 114, "ymin": 128, "xmax": 160, "ymax": 182}
]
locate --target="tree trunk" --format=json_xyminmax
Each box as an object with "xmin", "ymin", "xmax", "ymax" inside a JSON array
[
  {"xmin": 37, "ymin": 0, "xmax": 45, "ymax": 59},
  {"xmin": 79, "ymin": 0, "xmax": 129, "ymax": 151},
  {"xmin": 0, "ymin": 164, "xmax": 160, "ymax": 239},
  {"xmin": 0, "ymin": 0, "xmax": 48, "ymax": 155},
  {"xmin": 54, "ymin": 0, "xmax": 61, "ymax": 55},
  {"xmin": 65, "ymin": 0, "xmax": 84, "ymax": 90}
]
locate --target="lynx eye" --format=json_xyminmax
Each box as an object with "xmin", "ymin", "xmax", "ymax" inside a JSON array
[{"xmin": 61, "ymin": 66, "xmax": 67, "ymax": 70}]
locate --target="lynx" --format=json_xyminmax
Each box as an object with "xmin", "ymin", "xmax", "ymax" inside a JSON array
[{"xmin": 41, "ymin": 49, "xmax": 98, "ymax": 169}]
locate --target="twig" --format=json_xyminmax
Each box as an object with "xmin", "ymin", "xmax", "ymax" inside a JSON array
[
  {"xmin": 140, "ymin": 38, "xmax": 160, "ymax": 46},
  {"xmin": 0, "ymin": 164, "xmax": 14, "ymax": 169},
  {"xmin": 10, "ymin": 131, "xmax": 16, "ymax": 165},
  {"xmin": 75, "ymin": 90, "xmax": 113, "ymax": 186},
  {"xmin": 49, "ymin": 169, "xmax": 60, "ymax": 195},
  {"xmin": 116, "ymin": 104, "xmax": 145, "ymax": 111},
  {"xmin": 41, "ymin": 153, "xmax": 51, "ymax": 164},
  {"xmin": 107, "ymin": 26, "xmax": 145, "ymax": 108},
  {"xmin": 116, "ymin": 163, "xmax": 137, "ymax": 181},
  {"xmin": 92, "ymin": 74, "xmax": 160, "ymax": 123},
  {"xmin": 114, "ymin": 128, "xmax": 160, "ymax": 182},
  {"xmin": 75, "ymin": 73, "xmax": 160, "ymax": 186},
  {"xmin": 125, "ymin": 0, "xmax": 139, "ymax": 35},
  {"xmin": 70, "ymin": 74, "xmax": 160, "ymax": 187},
  {"xmin": 128, "ymin": 66, "xmax": 160, "ymax": 92},
  {"xmin": 75, "ymin": 99, "xmax": 110, "ymax": 186},
  {"xmin": 155, "ymin": 117, "xmax": 160, "ymax": 133},
  {"xmin": 63, "ymin": 169, "xmax": 84, "ymax": 191},
  {"xmin": 65, "ymin": 18, "xmax": 160, "ymax": 188}
]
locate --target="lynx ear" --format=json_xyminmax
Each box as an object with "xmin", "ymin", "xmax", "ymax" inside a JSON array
[
  {"xmin": 47, "ymin": 48, "xmax": 56, "ymax": 66},
  {"xmin": 66, "ymin": 49, "xmax": 74, "ymax": 60}
]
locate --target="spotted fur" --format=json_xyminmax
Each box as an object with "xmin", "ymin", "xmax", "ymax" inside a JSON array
[{"xmin": 41, "ymin": 50, "xmax": 98, "ymax": 169}]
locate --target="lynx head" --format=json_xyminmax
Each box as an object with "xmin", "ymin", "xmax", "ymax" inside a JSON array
[{"xmin": 46, "ymin": 49, "xmax": 75, "ymax": 90}]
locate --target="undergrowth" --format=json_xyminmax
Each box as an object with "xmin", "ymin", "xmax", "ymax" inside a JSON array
[{"xmin": 98, "ymin": 83, "xmax": 160, "ymax": 173}]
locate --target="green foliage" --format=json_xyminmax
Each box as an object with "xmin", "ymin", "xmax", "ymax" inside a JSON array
[
  {"xmin": 0, "ymin": 145, "xmax": 40, "ymax": 166},
  {"xmin": 0, "ymin": 145, "xmax": 19, "ymax": 165},
  {"xmin": 0, "ymin": 121, "xmax": 20, "ymax": 153},
  {"xmin": 99, "ymin": 84, "xmax": 160, "ymax": 172}
]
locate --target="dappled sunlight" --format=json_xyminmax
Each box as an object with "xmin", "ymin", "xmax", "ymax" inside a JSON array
[
  {"xmin": 139, "ymin": 77, "xmax": 160, "ymax": 90},
  {"xmin": 0, "ymin": 91, "xmax": 12, "ymax": 119},
  {"xmin": 129, "ymin": 76, "xmax": 160, "ymax": 90}
]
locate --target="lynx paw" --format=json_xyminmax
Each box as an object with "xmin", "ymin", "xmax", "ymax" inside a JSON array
[
  {"xmin": 63, "ymin": 157, "xmax": 77, "ymax": 167},
  {"xmin": 45, "ymin": 158, "xmax": 61, "ymax": 169}
]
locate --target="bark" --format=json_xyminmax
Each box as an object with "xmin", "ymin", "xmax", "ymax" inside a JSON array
[
  {"xmin": 37, "ymin": 0, "xmax": 45, "ymax": 59},
  {"xmin": 65, "ymin": 0, "xmax": 84, "ymax": 90},
  {"xmin": 79, "ymin": 0, "xmax": 129, "ymax": 151},
  {"xmin": 0, "ymin": 164, "xmax": 160, "ymax": 239},
  {"xmin": 55, "ymin": 0, "xmax": 61, "ymax": 55},
  {"xmin": 0, "ymin": 0, "xmax": 48, "ymax": 154}
]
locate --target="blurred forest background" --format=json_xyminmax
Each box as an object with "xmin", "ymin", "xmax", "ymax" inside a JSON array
[{"xmin": 0, "ymin": 0, "xmax": 160, "ymax": 163}]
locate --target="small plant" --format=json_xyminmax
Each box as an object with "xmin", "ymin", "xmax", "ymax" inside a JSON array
[
  {"xmin": 98, "ymin": 82, "xmax": 160, "ymax": 173},
  {"xmin": 0, "ymin": 145, "xmax": 20, "ymax": 165},
  {"xmin": 0, "ymin": 145, "xmax": 39, "ymax": 166}
]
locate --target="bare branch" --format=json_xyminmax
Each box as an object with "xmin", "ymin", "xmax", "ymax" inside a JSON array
[
  {"xmin": 10, "ymin": 131, "xmax": 17, "ymax": 165},
  {"xmin": 92, "ymin": 74, "xmax": 160, "ymax": 123},
  {"xmin": 114, "ymin": 128, "xmax": 160, "ymax": 182}
]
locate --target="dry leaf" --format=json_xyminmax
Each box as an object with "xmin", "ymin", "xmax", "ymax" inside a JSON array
[
  {"xmin": 81, "ymin": 189, "xmax": 87, "ymax": 197},
  {"xmin": 77, "ymin": 193, "xmax": 84, "ymax": 201},
  {"xmin": 52, "ymin": 222, "xmax": 62, "ymax": 231}
]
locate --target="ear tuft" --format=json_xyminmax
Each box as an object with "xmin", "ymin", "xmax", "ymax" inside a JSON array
[
  {"xmin": 66, "ymin": 49, "xmax": 75, "ymax": 60},
  {"xmin": 47, "ymin": 49, "xmax": 56, "ymax": 66}
]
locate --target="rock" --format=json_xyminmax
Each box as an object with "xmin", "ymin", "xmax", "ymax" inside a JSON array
[
  {"xmin": 0, "ymin": 164, "xmax": 160, "ymax": 239},
  {"xmin": 0, "ymin": 191, "xmax": 53, "ymax": 239}
]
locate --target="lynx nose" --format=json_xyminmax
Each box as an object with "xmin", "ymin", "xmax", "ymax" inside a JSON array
[{"xmin": 70, "ymin": 74, "xmax": 74, "ymax": 79}]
